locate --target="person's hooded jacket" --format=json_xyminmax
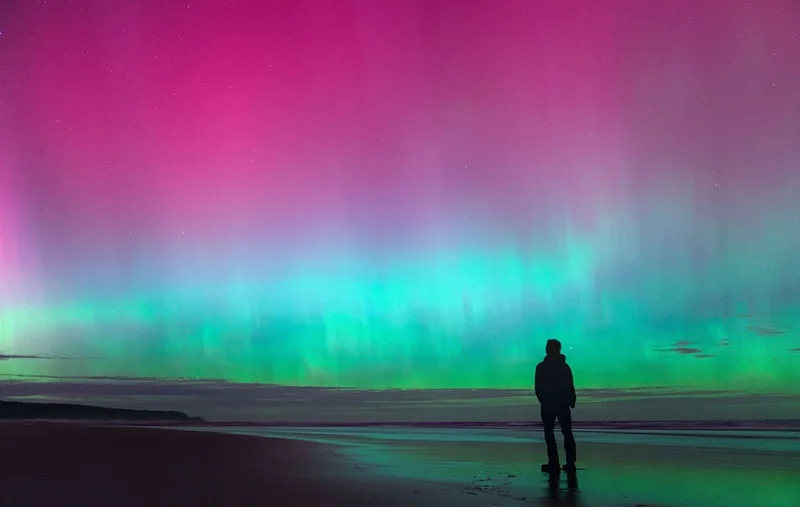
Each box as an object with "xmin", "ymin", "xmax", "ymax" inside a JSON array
[{"xmin": 534, "ymin": 353, "xmax": 576, "ymax": 407}]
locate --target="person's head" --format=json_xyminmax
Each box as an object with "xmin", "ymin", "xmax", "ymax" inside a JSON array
[{"xmin": 545, "ymin": 339, "xmax": 562, "ymax": 356}]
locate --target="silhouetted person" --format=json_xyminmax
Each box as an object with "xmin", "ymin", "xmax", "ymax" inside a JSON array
[{"xmin": 534, "ymin": 339, "xmax": 576, "ymax": 473}]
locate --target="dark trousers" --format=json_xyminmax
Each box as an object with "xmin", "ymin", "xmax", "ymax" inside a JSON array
[{"xmin": 541, "ymin": 404, "xmax": 576, "ymax": 466}]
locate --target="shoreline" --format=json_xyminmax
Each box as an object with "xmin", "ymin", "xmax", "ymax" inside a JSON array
[{"xmin": 6, "ymin": 418, "xmax": 798, "ymax": 430}]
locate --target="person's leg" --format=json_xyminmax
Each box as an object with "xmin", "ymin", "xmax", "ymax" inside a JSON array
[
  {"xmin": 540, "ymin": 405, "xmax": 560, "ymax": 467},
  {"xmin": 557, "ymin": 406, "xmax": 576, "ymax": 467}
]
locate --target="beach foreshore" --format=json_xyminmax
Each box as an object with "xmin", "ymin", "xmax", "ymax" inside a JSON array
[
  {"xmin": 2, "ymin": 422, "xmax": 799, "ymax": 507},
  {"xmin": 0, "ymin": 422, "xmax": 523, "ymax": 507}
]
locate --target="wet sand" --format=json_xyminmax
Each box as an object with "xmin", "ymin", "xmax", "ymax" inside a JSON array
[
  {"xmin": 2, "ymin": 423, "xmax": 799, "ymax": 507},
  {"xmin": 216, "ymin": 425, "xmax": 800, "ymax": 507}
]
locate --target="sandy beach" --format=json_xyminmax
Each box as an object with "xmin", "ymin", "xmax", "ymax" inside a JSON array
[
  {"xmin": 2, "ymin": 423, "xmax": 799, "ymax": 507},
  {"xmin": 0, "ymin": 423, "xmax": 521, "ymax": 507}
]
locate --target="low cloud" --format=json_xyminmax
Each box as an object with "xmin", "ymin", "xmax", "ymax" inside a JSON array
[
  {"xmin": 747, "ymin": 326, "xmax": 785, "ymax": 336},
  {"xmin": 653, "ymin": 341, "xmax": 706, "ymax": 356},
  {"xmin": 0, "ymin": 354, "xmax": 62, "ymax": 360}
]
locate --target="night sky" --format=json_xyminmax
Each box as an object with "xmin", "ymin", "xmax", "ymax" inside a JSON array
[{"xmin": 1, "ymin": 0, "xmax": 799, "ymax": 421}]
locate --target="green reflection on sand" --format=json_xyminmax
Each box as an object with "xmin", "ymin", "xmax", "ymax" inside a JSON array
[{"xmin": 227, "ymin": 427, "xmax": 800, "ymax": 507}]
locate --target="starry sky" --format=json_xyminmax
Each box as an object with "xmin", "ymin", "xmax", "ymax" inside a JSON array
[{"xmin": 1, "ymin": 0, "xmax": 799, "ymax": 422}]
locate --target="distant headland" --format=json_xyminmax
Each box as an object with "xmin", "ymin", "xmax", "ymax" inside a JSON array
[{"xmin": 0, "ymin": 400, "xmax": 201, "ymax": 422}]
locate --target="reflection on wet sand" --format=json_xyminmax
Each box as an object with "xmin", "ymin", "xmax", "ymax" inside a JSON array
[
  {"xmin": 215, "ymin": 425, "xmax": 800, "ymax": 507},
  {"xmin": 544, "ymin": 469, "xmax": 581, "ymax": 506}
]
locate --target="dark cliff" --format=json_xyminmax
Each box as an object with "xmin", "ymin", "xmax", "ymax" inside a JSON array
[{"xmin": 0, "ymin": 400, "xmax": 201, "ymax": 421}]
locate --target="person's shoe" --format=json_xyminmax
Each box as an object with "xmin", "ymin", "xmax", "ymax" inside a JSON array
[
  {"xmin": 562, "ymin": 463, "xmax": 577, "ymax": 472},
  {"xmin": 541, "ymin": 463, "xmax": 560, "ymax": 473}
]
